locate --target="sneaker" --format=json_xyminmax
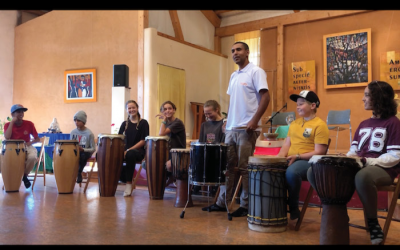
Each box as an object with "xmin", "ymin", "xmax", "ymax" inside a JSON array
[
  {"xmin": 123, "ymin": 184, "xmax": 132, "ymax": 197},
  {"xmin": 76, "ymin": 173, "xmax": 83, "ymax": 183},
  {"xmin": 202, "ymin": 204, "xmax": 227, "ymax": 212},
  {"xmin": 22, "ymin": 176, "xmax": 31, "ymax": 189},
  {"xmin": 289, "ymin": 207, "xmax": 301, "ymax": 220},
  {"xmin": 230, "ymin": 207, "xmax": 248, "ymax": 217},
  {"xmin": 165, "ymin": 176, "xmax": 175, "ymax": 187}
]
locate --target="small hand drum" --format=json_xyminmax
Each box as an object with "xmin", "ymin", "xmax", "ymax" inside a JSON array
[
  {"xmin": 171, "ymin": 148, "xmax": 190, "ymax": 180},
  {"xmin": 171, "ymin": 148, "xmax": 193, "ymax": 208}
]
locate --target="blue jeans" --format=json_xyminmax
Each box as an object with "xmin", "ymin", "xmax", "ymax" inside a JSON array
[{"xmin": 285, "ymin": 159, "xmax": 310, "ymax": 209}]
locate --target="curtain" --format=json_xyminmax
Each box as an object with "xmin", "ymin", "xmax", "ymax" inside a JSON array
[{"xmin": 234, "ymin": 30, "xmax": 261, "ymax": 70}]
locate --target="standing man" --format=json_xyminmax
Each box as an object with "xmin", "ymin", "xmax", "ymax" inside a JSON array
[{"xmin": 223, "ymin": 41, "xmax": 270, "ymax": 217}]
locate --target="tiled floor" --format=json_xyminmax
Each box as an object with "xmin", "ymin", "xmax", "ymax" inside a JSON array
[{"xmin": 0, "ymin": 174, "xmax": 399, "ymax": 245}]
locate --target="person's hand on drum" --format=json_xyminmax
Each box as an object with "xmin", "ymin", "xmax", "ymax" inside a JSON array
[{"xmin": 286, "ymin": 155, "xmax": 296, "ymax": 166}]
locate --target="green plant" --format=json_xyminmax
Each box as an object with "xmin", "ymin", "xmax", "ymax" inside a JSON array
[{"xmin": 0, "ymin": 117, "xmax": 12, "ymax": 145}]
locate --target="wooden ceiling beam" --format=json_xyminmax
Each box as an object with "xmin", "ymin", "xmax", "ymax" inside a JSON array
[
  {"xmin": 20, "ymin": 10, "xmax": 49, "ymax": 16},
  {"xmin": 169, "ymin": 10, "xmax": 184, "ymax": 41},
  {"xmin": 200, "ymin": 10, "xmax": 221, "ymax": 28},
  {"xmin": 214, "ymin": 10, "xmax": 234, "ymax": 16},
  {"xmin": 215, "ymin": 10, "xmax": 374, "ymax": 37}
]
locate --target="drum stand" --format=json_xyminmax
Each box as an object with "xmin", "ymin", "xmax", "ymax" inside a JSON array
[{"xmin": 180, "ymin": 176, "xmax": 225, "ymax": 219}]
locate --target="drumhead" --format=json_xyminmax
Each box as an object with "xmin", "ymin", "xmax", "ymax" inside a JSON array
[
  {"xmin": 55, "ymin": 139, "xmax": 79, "ymax": 144},
  {"xmin": 2, "ymin": 139, "xmax": 25, "ymax": 144},
  {"xmin": 145, "ymin": 136, "xmax": 170, "ymax": 141},
  {"xmin": 248, "ymin": 155, "xmax": 287, "ymax": 164},
  {"xmin": 309, "ymin": 155, "xmax": 362, "ymax": 167},
  {"xmin": 170, "ymin": 148, "xmax": 190, "ymax": 153},
  {"xmin": 98, "ymin": 133, "xmax": 125, "ymax": 140},
  {"xmin": 191, "ymin": 142, "xmax": 227, "ymax": 147}
]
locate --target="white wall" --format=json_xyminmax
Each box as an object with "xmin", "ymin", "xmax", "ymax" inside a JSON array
[
  {"xmin": 149, "ymin": 10, "xmax": 215, "ymax": 51},
  {"xmin": 0, "ymin": 11, "xmax": 18, "ymax": 120},
  {"xmin": 144, "ymin": 28, "xmax": 229, "ymax": 137}
]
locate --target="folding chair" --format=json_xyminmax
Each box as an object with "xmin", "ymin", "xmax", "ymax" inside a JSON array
[
  {"xmin": 28, "ymin": 136, "xmax": 48, "ymax": 189},
  {"xmin": 269, "ymin": 111, "xmax": 296, "ymax": 132},
  {"xmin": 348, "ymin": 174, "xmax": 400, "ymax": 245},
  {"xmin": 326, "ymin": 109, "xmax": 352, "ymax": 153}
]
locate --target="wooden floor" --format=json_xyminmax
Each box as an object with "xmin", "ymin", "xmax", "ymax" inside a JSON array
[{"xmin": 0, "ymin": 174, "xmax": 399, "ymax": 245}]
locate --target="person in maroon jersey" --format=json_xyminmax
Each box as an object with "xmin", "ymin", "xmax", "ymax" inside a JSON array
[
  {"xmin": 308, "ymin": 80, "xmax": 400, "ymax": 245},
  {"xmin": 4, "ymin": 104, "xmax": 40, "ymax": 189}
]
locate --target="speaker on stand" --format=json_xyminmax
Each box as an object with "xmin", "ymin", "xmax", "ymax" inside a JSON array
[{"xmin": 112, "ymin": 64, "xmax": 130, "ymax": 133}]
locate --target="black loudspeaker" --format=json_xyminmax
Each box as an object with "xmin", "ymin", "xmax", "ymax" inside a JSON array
[{"xmin": 113, "ymin": 64, "xmax": 129, "ymax": 87}]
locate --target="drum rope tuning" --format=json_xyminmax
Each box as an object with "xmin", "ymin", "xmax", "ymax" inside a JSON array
[{"xmin": 247, "ymin": 156, "xmax": 288, "ymax": 233}]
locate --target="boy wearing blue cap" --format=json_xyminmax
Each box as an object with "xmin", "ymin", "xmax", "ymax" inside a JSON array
[{"xmin": 4, "ymin": 104, "xmax": 40, "ymax": 189}]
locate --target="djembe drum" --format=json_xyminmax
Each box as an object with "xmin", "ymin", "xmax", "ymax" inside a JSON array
[
  {"xmin": 1, "ymin": 140, "xmax": 26, "ymax": 192},
  {"xmin": 247, "ymin": 156, "xmax": 288, "ymax": 233},
  {"xmin": 96, "ymin": 134, "xmax": 125, "ymax": 197},
  {"xmin": 53, "ymin": 140, "xmax": 80, "ymax": 194},
  {"xmin": 145, "ymin": 136, "xmax": 170, "ymax": 200},
  {"xmin": 309, "ymin": 155, "xmax": 362, "ymax": 245},
  {"xmin": 171, "ymin": 148, "xmax": 193, "ymax": 208}
]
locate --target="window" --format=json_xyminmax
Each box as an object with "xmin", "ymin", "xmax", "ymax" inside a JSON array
[{"xmin": 234, "ymin": 30, "xmax": 261, "ymax": 69}]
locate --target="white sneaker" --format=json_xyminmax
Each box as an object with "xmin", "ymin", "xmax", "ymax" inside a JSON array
[{"xmin": 123, "ymin": 184, "xmax": 132, "ymax": 197}]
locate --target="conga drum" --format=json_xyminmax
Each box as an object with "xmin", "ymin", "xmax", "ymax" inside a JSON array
[
  {"xmin": 247, "ymin": 156, "xmax": 288, "ymax": 233},
  {"xmin": 145, "ymin": 136, "xmax": 170, "ymax": 200},
  {"xmin": 53, "ymin": 140, "xmax": 79, "ymax": 194},
  {"xmin": 171, "ymin": 148, "xmax": 193, "ymax": 207},
  {"xmin": 309, "ymin": 155, "xmax": 362, "ymax": 245},
  {"xmin": 96, "ymin": 134, "xmax": 125, "ymax": 197},
  {"xmin": 1, "ymin": 140, "xmax": 26, "ymax": 192}
]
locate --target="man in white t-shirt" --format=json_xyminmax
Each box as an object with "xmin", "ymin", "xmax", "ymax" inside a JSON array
[{"xmin": 220, "ymin": 41, "xmax": 270, "ymax": 217}]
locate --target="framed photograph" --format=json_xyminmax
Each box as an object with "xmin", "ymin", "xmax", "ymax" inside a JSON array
[
  {"xmin": 323, "ymin": 28, "xmax": 371, "ymax": 89},
  {"xmin": 64, "ymin": 68, "xmax": 96, "ymax": 103}
]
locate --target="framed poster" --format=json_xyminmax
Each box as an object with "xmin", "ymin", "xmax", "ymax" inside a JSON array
[
  {"xmin": 323, "ymin": 28, "xmax": 371, "ymax": 89},
  {"xmin": 64, "ymin": 68, "xmax": 96, "ymax": 103}
]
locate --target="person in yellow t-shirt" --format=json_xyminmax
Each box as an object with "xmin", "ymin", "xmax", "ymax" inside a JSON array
[{"xmin": 276, "ymin": 90, "xmax": 329, "ymax": 221}]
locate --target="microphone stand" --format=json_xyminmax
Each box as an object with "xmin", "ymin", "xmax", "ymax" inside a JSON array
[{"xmin": 266, "ymin": 103, "xmax": 287, "ymax": 133}]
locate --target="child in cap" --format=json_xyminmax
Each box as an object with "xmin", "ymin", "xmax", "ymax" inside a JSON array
[
  {"xmin": 276, "ymin": 90, "xmax": 330, "ymax": 220},
  {"xmin": 70, "ymin": 110, "xmax": 96, "ymax": 183},
  {"xmin": 4, "ymin": 104, "xmax": 41, "ymax": 189}
]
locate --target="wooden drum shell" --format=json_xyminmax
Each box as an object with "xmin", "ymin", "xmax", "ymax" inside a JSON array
[
  {"xmin": 96, "ymin": 134, "xmax": 125, "ymax": 197},
  {"xmin": 247, "ymin": 156, "xmax": 288, "ymax": 233},
  {"xmin": 53, "ymin": 140, "xmax": 80, "ymax": 194},
  {"xmin": 145, "ymin": 136, "xmax": 170, "ymax": 200},
  {"xmin": 1, "ymin": 140, "xmax": 26, "ymax": 192}
]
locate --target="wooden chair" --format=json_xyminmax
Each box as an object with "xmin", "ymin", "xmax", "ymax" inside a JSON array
[
  {"xmin": 295, "ymin": 138, "xmax": 331, "ymax": 231},
  {"xmin": 82, "ymin": 153, "xmax": 97, "ymax": 193},
  {"xmin": 27, "ymin": 136, "xmax": 48, "ymax": 189},
  {"xmin": 348, "ymin": 175, "xmax": 400, "ymax": 245}
]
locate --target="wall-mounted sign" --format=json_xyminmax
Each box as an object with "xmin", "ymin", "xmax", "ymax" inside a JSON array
[
  {"xmin": 380, "ymin": 51, "xmax": 400, "ymax": 90},
  {"xmin": 288, "ymin": 60, "xmax": 316, "ymax": 96}
]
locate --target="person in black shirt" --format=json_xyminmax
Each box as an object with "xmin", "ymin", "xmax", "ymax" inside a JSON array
[
  {"xmin": 118, "ymin": 100, "xmax": 149, "ymax": 197},
  {"xmin": 156, "ymin": 100, "xmax": 186, "ymax": 187}
]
